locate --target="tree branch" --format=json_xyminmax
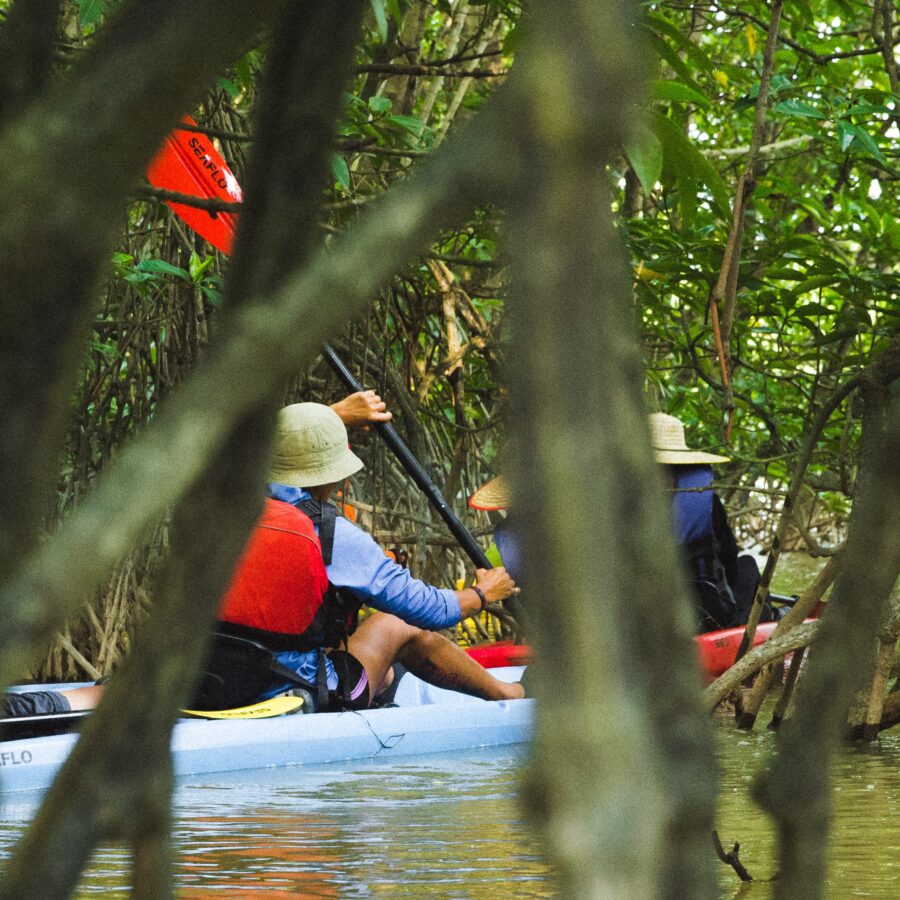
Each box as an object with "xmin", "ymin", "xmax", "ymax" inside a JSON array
[
  {"xmin": 355, "ymin": 63, "xmax": 504, "ymax": 78},
  {"xmin": 138, "ymin": 183, "xmax": 242, "ymax": 214},
  {"xmin": 708, "ymin": 0, "xmax": 782, "ymax": 440},
  {"xmin": 503, "ymin": 3, "xmax": 716, "ymax": 895},
  {"xmin": 0, "ymin": 0, "xmax": 288, "ymax": 593},
  {"xmin": 0, "ymin": 77, "xmax": 522, "ymax": 689},
  {"xmin": 1, "ymin": 4, "xmax": 367, "ymax": 894},
  {"xmin": 704, "ymin": 621, "xmax": 820, "ymax": 710},
  {"xmin": 732, "ymin": 334, "xmax": 900, "ymax": 671},
  {"xmin": 752, "ymin": 395, "xmax": 900, "ymax": 896},
  {"xmin": 0, "ymin": 0, "xmax": 60, "ymax": 129}
]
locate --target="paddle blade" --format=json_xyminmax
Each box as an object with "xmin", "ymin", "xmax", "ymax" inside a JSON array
[
  {"xmin": 180, "ymin": 693, "xmax": 305, "ymax": 719},
  {"xmin": 146, "ymin": 116, "xmax": 241, "ymax": 255}
]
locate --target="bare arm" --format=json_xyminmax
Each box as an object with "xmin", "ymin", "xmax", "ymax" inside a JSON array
[
  {"xmin": 330, "ymin": 390, "xmax": 392, "ymax": 428},
  {"xmin": 456, "ymin": 566, "xmax": 519, "ymax": 617}
]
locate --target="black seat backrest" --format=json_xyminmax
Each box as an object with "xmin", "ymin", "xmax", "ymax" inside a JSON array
[{"xmin": 192, "ymin": 632, "xmax": 314, "ymax": 711}]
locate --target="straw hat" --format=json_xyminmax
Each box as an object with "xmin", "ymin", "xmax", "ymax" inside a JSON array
[
  {"xmin": 648, "ymin": 412, "xmax": 730, "ymax": 465},
  {"xmin": 468, "ymin": 475, "xmax": 511, "ymax": 511},
  {"xmin": 269, "ymin": 403, "xmax": 364, "ymax": 488}
]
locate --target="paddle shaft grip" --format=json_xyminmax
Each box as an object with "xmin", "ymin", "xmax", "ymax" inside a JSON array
[{"xmin": 321, "ymin": 344, "xmax": 492, "ymax": 570}]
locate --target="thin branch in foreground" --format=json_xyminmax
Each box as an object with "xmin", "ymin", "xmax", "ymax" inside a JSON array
[{"xmin": 138, "ymin": 184, "xmax": 241, "ymax": 214}]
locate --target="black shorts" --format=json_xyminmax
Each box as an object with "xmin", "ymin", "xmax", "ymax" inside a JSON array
[{"xmin": 328, "ymin": 650, "xmax": 370, "ymax": 711}]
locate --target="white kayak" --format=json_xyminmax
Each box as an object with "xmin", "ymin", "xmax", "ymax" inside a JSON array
[{"xmin": 0, "ymin": 667, "xmax": 532, "ymax": 795}]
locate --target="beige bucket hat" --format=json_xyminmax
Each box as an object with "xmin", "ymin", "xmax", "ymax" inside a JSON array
[
  {"xmin": 269, "ymin": 403, "xmax": 364, "ymax": 488},
  {"xmin": 468, "ymin": 475, "xmax": 511, "ymax": 511},
  {"xmin": 649, "ymin": 412, "xmax": 730, "ymax": 465}
]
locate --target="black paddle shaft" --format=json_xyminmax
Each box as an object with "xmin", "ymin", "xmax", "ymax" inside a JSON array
[{"xmin": 321, "ymin": 344, "xmax": 492, "ymax": 570}]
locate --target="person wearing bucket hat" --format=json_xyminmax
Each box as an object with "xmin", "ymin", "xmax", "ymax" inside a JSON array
[
  {"xmin": 649, "ymin": 412, "xmax": 783, "ymax": 633},
  {"xmin": 264, "ymin": 403, "xmax": 525, "ymax": 707},
  {"xmin": 0, "ymin": 391, "xmax": 396, "ymax": 722},
  {"xmin": 0, "ymin": 393, "xmax": 394, "ymax": 720},
  {"xmin": 468, "ymin": 476, "xmax": 524, "ymax": 586},
  {"xmin": 467, "ymin": 416, "xmax": 732, "ymax": 580},
  {"xmin": 464, "ymin": 414, "xmax": 789, "ymax": 639}
]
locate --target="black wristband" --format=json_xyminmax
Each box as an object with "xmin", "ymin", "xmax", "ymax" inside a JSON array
[{"xmin": 471, "ymin": 585, "xmax": 487, "ymax": 612}]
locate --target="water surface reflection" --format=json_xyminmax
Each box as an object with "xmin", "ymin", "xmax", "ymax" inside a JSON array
[
  {"xmin": 715, "ymin": 722, "xmax": 900, "ymax": 898},
  {"xmin": 2, "ymin": 717, "xmax": 900, "ymax": 895}
]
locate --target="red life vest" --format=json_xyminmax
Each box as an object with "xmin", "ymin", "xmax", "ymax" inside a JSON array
[{"xmin": 218, "ymin": 498, "xmax": 329, "ymax": 639}]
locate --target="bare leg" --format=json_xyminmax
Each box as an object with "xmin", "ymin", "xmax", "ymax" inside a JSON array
[
  {"xmin": 347, "ymin": 612, "xmax": 524, "ymax": 703},
  {"xmin": 62, "ymin": 685, "xmax": 105, "ymax": 710}
]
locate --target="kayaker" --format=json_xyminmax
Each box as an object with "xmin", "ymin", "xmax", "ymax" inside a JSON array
[
  {"xmin": 468, "ymin": 414, "xmax": 776, "ymax": 634},
  {"xmin": 467, "ymin": 476, "xmax": 521, "ymax": 583},
  {"xmin": 4, "ymin": 390, "xmax": 509, "ymax": 719},
  {"xmin": 648, "ymin": 412, "xmax": 781, "ymax": 632},
  {"xmin": 258, "ymin": 402, "xmax": 525, "ymax": 709}
]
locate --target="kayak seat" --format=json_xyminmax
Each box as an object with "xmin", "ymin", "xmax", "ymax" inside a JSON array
[{"xmin": 192, "ymin": 632, "xmax": 317, "ymax": 711}]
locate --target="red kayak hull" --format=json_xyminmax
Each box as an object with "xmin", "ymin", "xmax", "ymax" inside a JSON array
[
  {"xmin": 465, "ymin": 621, "xmax": 782, "ymax": 682},
  {"xmin": 465, "ymin": 642, "xmax": 531, "ymax": 669}
]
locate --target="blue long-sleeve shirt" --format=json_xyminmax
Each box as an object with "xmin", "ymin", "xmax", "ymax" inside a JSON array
[{"xmin": 264, "ymin": 483, "xmax": 462, "ymax": 692}]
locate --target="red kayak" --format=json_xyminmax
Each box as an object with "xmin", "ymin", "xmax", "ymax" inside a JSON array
[
  {"xmin": 465, "ymin": 621, "xmax": 783, "ymax": 683},
  {"xmin": 146, "ymin": 116, "xmax": 240, "ymax": 254}
]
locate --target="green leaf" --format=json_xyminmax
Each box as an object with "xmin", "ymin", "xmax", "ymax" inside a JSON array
[
  {"xmin": 201, "ymin": 286, "xmax": 223, "ymax": 307},
  {"xmin": 368, "ymin": 95, "xmax": 392, "ymax": 115},
  {"xmin": 651, "ymin": 112, "xmax": 731, "ymax": 223},
  {"xmin": 771, "ymin": 100, "xmax": 825, "ymax": 119},
  {"xmin": 369, "ymin": 0, "xmax": 388, "ymax": 42},
  {"xmin": 641, "ymin": 30, "xmax": 707, "ymax": 96},
  {"xmin": 385, "ymin": 0, "xmax": 404, "ymax": 27},
  {"xmin": 388, "ymin": 114, "xmax": 427, "ymax": 136},
  {"xmin": 769, "ymin": 74, "xmax": 793, "ymax": 95},
  {"xmin": 330, "ymin": 154, "xmax": 351, "ymax": 190},
  {"xmin": 123, "ymin": 271, "xmax": 154, "ymax": 285},
  {"xmin": 89, "ymin": 340, "xmax": 116, "ymax": 359},
  {"xmin": 188, "ymin": 251, "xmax": 215, "ymax": 284},
  {"xmin": 793, "ymin": 274, "xmax": 840, "ymax": 293},
  {"xmin": 845, "ymin": 124, "xmax": 888, "ymax": 165},
  {"xmin": 217, "ymin": 77, "xmax": 240, "ymax": 99},
  {"xmin": 813, "ymin": 327, "xmax": 859, "ymax": 347},
  {"xmin": 650, "ymin": 80, "xmax": 709, "ymax": 107},
  {"xmin": 78, "ymin": 0, "xmax": 107, "ymax": 28},
  {"xmin": 642, "ymin": 13, "xmax": 714, "ymax": 72},
  {"xmin": 733, "ymin": 82, "xmax": 761, "ymax": 112},
  {"xmin": 837, "ymin": 120, "xmax": 856, "ymax": 152},
  {"xmin": 136, "ymin": 259, "xmax": 190, "ymax": 280},
  {"xmin": 845, "ymin": 102, "xmax": 893, "ymax": 116},
  {"xmin": 624, "ymin": 128, "xmax": 663, "ymax": 196},
  {"xmin": 795, "ymin": 302, "xmax": 834, "ymax": 316},
  {"xmin": 765, "ymin": 267, "xmax": 806, "ymax": 281}
]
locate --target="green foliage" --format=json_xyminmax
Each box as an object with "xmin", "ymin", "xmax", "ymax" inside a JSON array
[
  {"xmin": 617, "ymin": 1, "xmax": 900, "ymax": 543},
  {"xmin": 70, "ymin": 0, "xmax": 898, "ymax": 553},
  {"xmin": 76, "ymin": 0, "xmax": 111, "ymax": 29}
]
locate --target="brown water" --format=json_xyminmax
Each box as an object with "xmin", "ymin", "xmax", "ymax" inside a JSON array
[
  {"xmin": 0, "ymin": 749, "xmax": 555, "ymax": 897},
  {"xmin": 766, "ymin": 550, "xmax": 830, "ymax": 597},
  {"xmin": 714, "ymin": 721, "xmax": 900, "ymax": 898},
  {"xmin": 3, "ymin": 729, "xmax": 899, "ymax": 897}
]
